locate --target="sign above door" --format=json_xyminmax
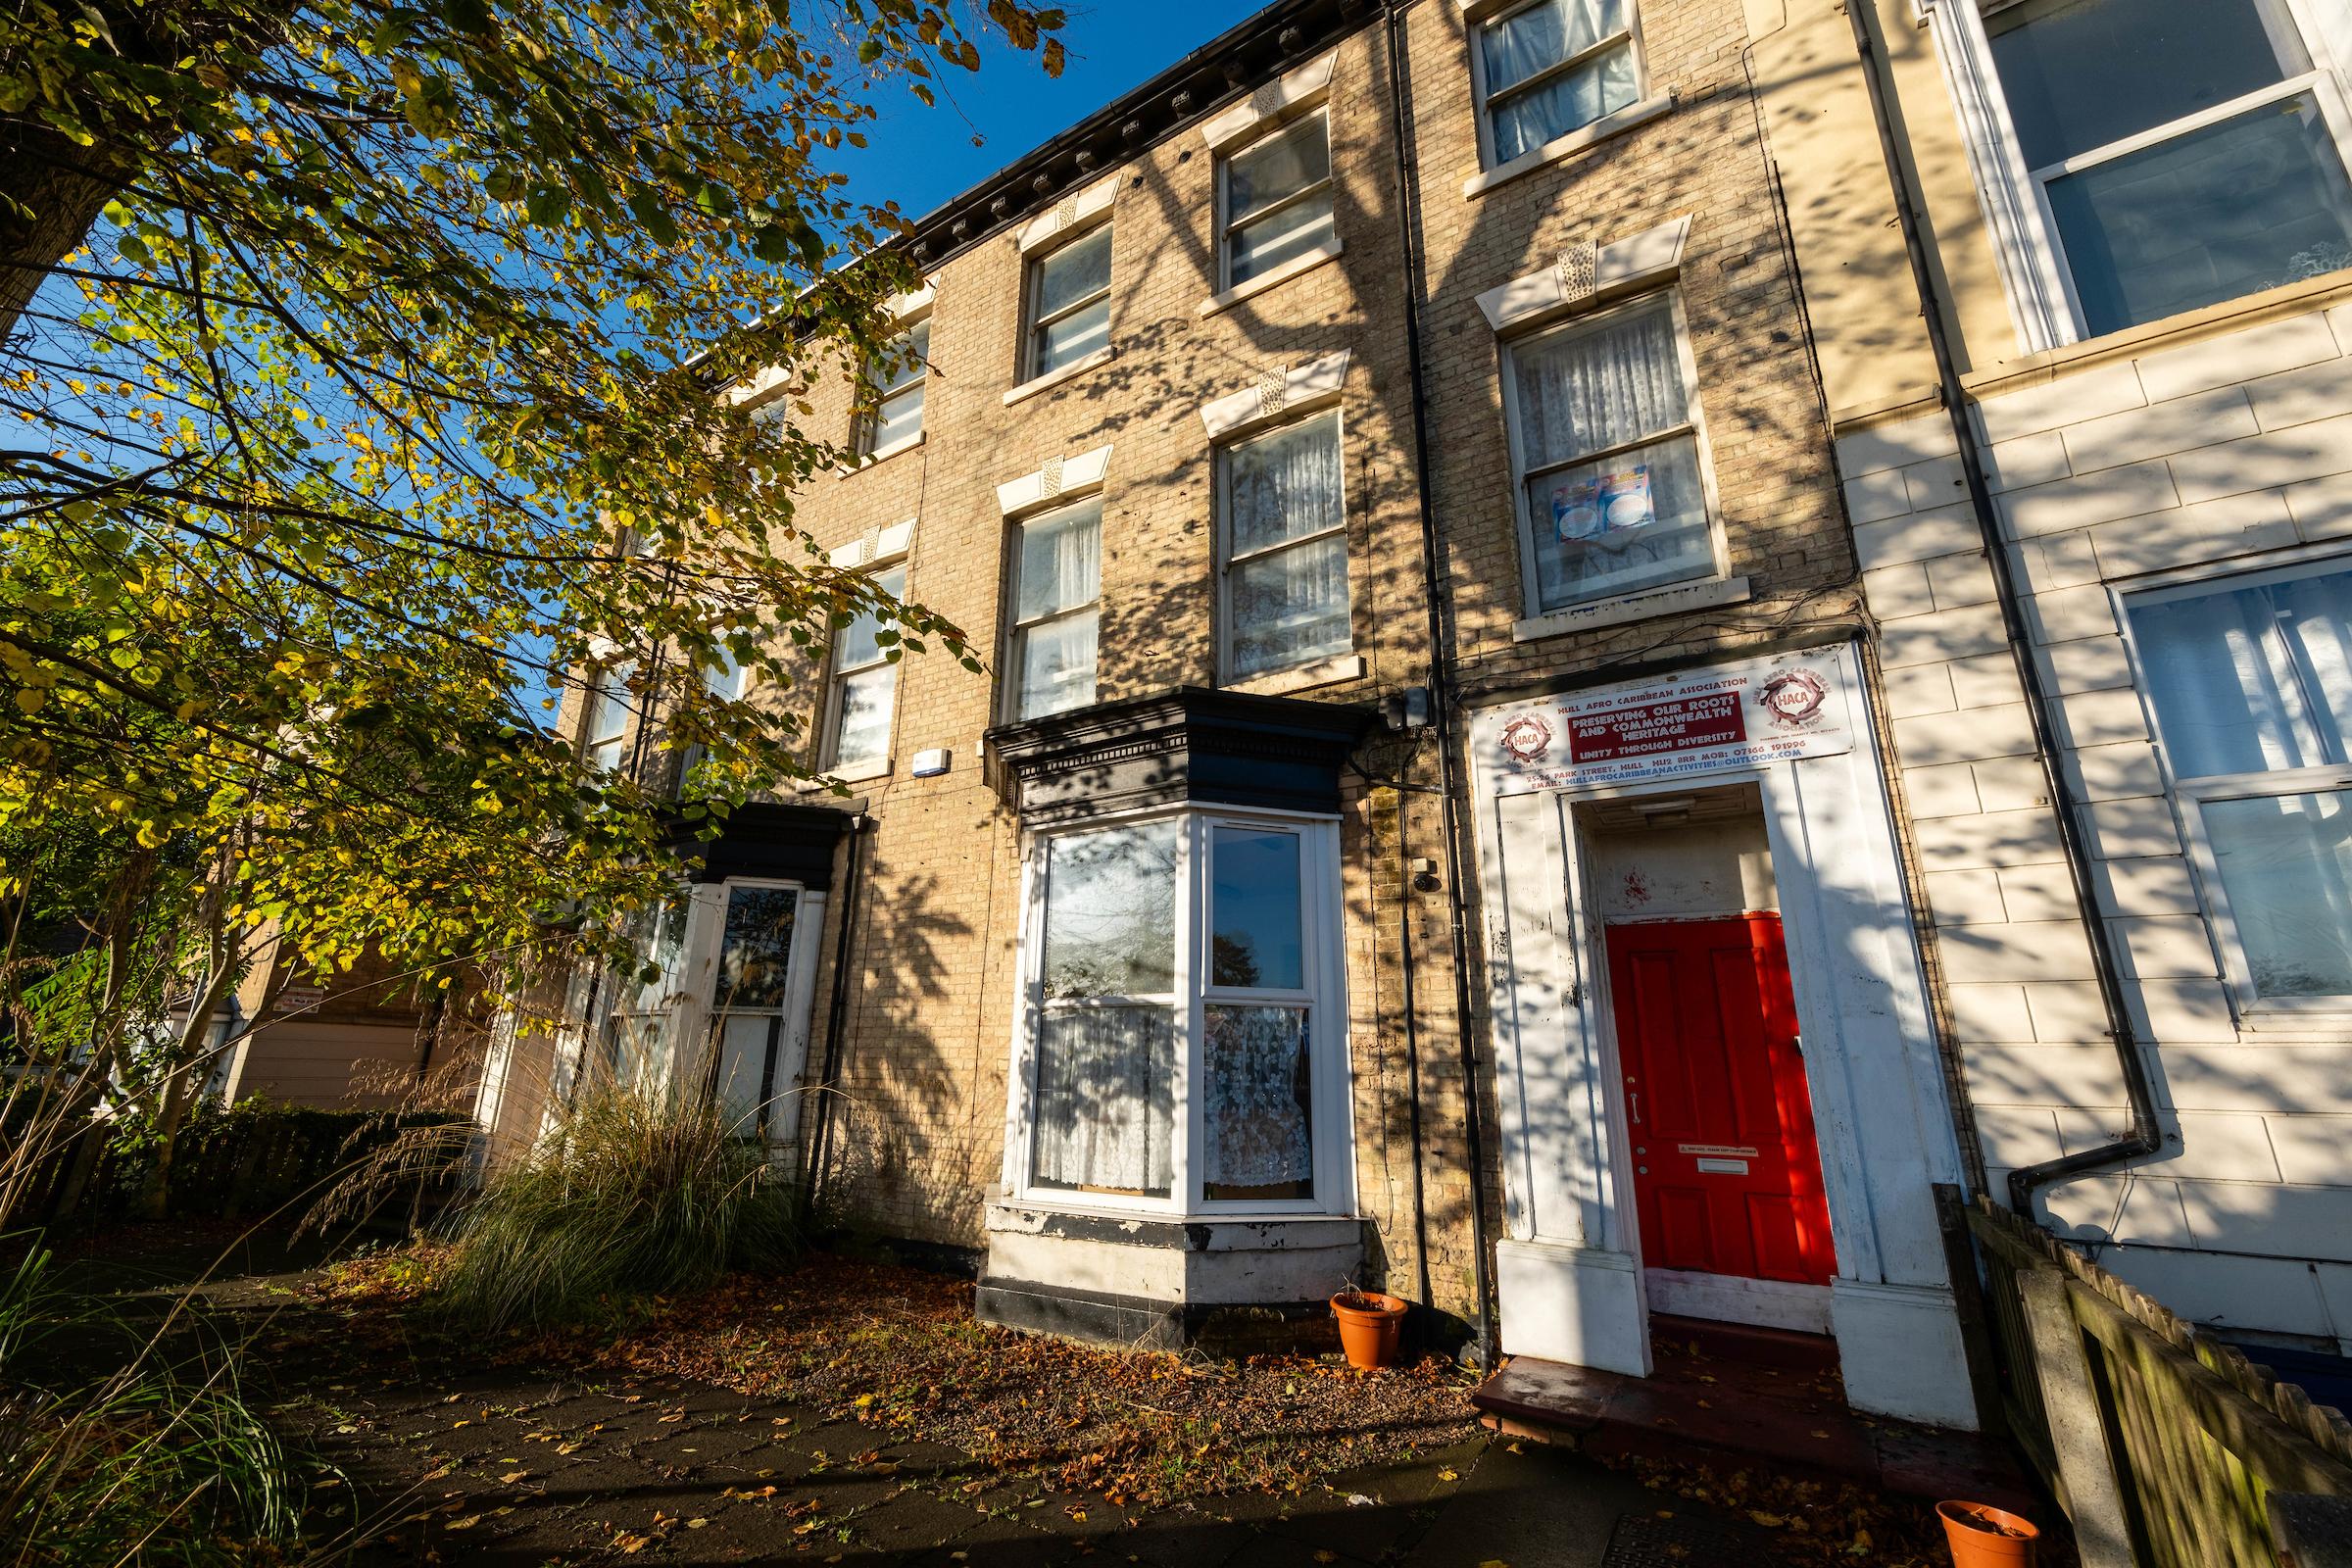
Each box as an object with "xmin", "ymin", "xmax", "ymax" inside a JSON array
[{"xmin": 1474, "ymin": 645, "xmax": 1860, "ymax": 798}]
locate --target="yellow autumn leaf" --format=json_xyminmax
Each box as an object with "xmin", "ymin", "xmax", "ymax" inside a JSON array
[{"xmin": 1438, "ymin": 1468, "xmax": 1461, "ymax": 1482}]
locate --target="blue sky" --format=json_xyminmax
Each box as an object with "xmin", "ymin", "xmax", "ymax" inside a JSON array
[{"xmin": 833, "ymin": 7, "xmax": 1271, "ymax": 222}]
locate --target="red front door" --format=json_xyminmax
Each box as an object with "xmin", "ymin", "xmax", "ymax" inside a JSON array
[{"xmin": 1605, "ymin": 914, "xmax": 1836, "ymax": 1286}]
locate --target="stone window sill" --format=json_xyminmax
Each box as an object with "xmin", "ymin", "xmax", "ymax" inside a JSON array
[
  {"xmin": 1511, "ymin": 574, "xmax": 1751, "ymax": 643},
  {"xmin": 986, "ymin": 1201, "xmax": 1363, "ymax": 1244},
  {"xmin": 798, "ymin": 760, "xmax": 891, "ymax": 791},
  {"xmin": 1198, "ymin": 240, "xmax": 1346, "ymax": 318},
  {"xmin": 1226, "ymin": 652, "xmax": 1366, "ymax": 697},
  {"xmin": 1004, "ymin": 345, "xmax": 1117, "ymax": 407},
  {"xmin": 1463, "ymin": 94, "xmax": 1674, "ymax": 201},
  {"xmin": 842, "ymin": 432, "xmax": 923, "ymax": 475}
]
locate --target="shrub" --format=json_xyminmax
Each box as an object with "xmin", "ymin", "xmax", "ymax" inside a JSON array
[{"xmin": 433, "ymin": 1080, "xmax": 799, "ymax": 1331}]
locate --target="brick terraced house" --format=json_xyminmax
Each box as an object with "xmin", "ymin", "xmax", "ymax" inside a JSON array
[{"xmin": 470, "ymin": 0, "xmax": 2352, "ymax": 1434}]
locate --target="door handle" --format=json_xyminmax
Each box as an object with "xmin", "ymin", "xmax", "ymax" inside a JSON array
[{"xmin": 1629, "ymin": 1091, "xmax": 1642, "ymax": 1125}]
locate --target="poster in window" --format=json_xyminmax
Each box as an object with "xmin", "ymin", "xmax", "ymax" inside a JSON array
[{"xmin": 1552, "ymin": 466, "xmax": 1653, "ymax": 544}]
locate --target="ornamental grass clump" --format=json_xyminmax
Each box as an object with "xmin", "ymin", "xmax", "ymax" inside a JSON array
[{"xmin": 435, "ymin": 1079, "xmax": 799, "ymax": 1332}]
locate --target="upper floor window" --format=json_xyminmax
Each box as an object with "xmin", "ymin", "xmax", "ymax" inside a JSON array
[
  {"xmin": 1503, "ymin": 292, "xmax": 1720, "ymax": 615},
  {"xmin": 1220, "ymin": 111, "xmax": 1336, "ymax": 288},
  {"xmin": 582, "ymin": 661, "xmax": 635, "ymax": 773},
  {"xmin": 1015, "ymin": 810, "xmax": 1348, "ymax": 1214},
  {"xmin": 1475, "ymin": 0, "xmax": 1642, "ymax": 166},
  {"xmin": 858, "ymin": 319, "xmax": 929, "ymax": 459},
  {"xmin": 1219, "ymin": 410, "xmax": 1351, "ymax": 679},
  {"xmin": 1025, "ymin": 224, "xmax": 1113, "ymax": 379},
  {"xmin": 826, "ymin": 561, "xmax": 906, "ymax": 776},
  {"xmin": 1980, "ymin": 0, "xmax": 2352, "ymax": 337},
  {"xmin": 1007, "ymin": 498, "xmax": 1102, "ymax": 720},
  {"xmin": 2125, "ymin": 557, "xmax": 2352, "ymax": 1008}
]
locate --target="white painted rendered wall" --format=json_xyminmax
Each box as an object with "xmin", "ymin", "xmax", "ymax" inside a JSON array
[{"xmin": 1841, "ymin": 301, "xmax": 2352, "ymax": 1352}]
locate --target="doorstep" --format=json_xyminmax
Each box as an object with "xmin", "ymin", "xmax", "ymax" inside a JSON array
[{"xmin": 1471, "ymin": 1314, "xmax": 2039, "ymax": 1511}]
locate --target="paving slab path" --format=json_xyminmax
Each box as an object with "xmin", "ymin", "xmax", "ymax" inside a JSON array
[{"xmin": 47, "ymin": 1228, "xmax": 1823, "ymax": 1567}]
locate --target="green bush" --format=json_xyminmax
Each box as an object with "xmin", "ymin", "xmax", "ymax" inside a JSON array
[{"xmin": 433, "ymin": 1080, "xmax": 799, "ymax": 1331}]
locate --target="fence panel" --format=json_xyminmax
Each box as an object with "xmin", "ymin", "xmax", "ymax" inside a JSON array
[{"xmin": 1963, "ymin": 1196, "xmax": 2352, "ymax": 1568}]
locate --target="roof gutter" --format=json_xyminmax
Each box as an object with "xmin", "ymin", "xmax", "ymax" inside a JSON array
[{"xmin": 1838, "ymin": 2, "xmax": 2160, "ymax": 1214}]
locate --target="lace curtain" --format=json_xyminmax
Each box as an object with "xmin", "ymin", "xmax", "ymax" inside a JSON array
[
  {"xmin": 1014, "ymin": 503, "xmax": 1102, "ymax": 718},
  {"xmin": 1203, "ymin": 1005, "xmax": 1312, "ymax": 1198},
  {"xmin": 1031, "ymin": 1006, "xmax": 1175, "ymax": 1195},
  {"xmin": 2130, "ymin": 568, "xmax": 2352, "ymax": 779},
  {"xmin": 1483, "ymin": 0, "xmax": 1635, "ymax": 164},
  {"xmin": 1228, "ymin": 414, "xmax": 1348, "ymax": 675},
  {"xmin": 1515, "ymin": 302, "xmax": 1712, "ymax": 611}
]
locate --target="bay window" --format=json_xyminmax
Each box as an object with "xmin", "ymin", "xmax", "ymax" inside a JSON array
[
  {"xmin": 1013, "ymin": 809, "xmax": 1348, "ymax": 1214},
  {"xmin": 1504, "ymin": 291, "xmax": 1721, "ymax": 615},
  {"xmin": 826, "ymin": 562, "xmax": 906, "ymax": 776},
  {"xmin": 2124, "ymin": 557, "xmax": 2352, "ymax": 1006},
  {"xmin": 858, "ymin": 318, "xmax": 929, "ymax": 458},
  {"xmin": 1473, "ymin": 0, "xmax": 1642, "ymax": 167},
  {"xmin": 1220, "ymin": 111, "xmax": 1337, "ymax": 288},
  {"xmin": 1025, "ymin": 224, "xmax": 1113, "ymax": 379},
  {"xmin": 1975, "ymin": 0, "xmax": 2352, "ymax": 337},
  {"xmin": 1007, "ymin": 499, "xmax": 1102, "ymax": 720},
  {"xmin": 1219, "ymin": 409, "xmax": 1351, "ymax": 679}
]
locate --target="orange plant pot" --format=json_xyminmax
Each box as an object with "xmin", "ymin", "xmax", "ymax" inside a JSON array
[
  {"xmin": 1331, "ymin": 1291, "xmax": 1407, "ymax": 1370},
  {"xmin": 1936, "ymin": 1500, "xmax": 2039, "ymax": 1568}
]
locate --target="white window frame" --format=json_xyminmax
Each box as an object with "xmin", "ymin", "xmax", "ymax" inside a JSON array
[
  {"xmin": 2114, "ymin": 550, "xmax": 2352, "ymax": 1016},
  {"xmin": 1463, "ymin": 0, "xmax": 1650, "ymax": 172},
  {"xmin": 1922, "ymin": 0, "xmax": 2352, "ymax": 352},
  {"xmin": 1022, "ymin": 220, "xmax": 1114, "ymax": 383},
  {"xmin": 1215, "ymin": 107, "xmax": 1338, "ymax": 293},
  {"xmin": 582, "ymin": 661, "xmax": 635, "ymax": 773},
  {"xmin": 821, "ymin": 556, "xmax": 907, "ymax": 779},
  {"xmin": 857, "ymin": 316, "xmax": 930, "ymax": 462},
  {"xmin": 1003, "ymin": 805, "xmax": 1354, "ymax": 1220},
  {"xmin": 1497, "ymin": 288, "xmax": 1727, "ymax": 622},
  {"xmin": 1003, "ymin": 496, "xmax": 1103, "ymax": 723},
  {"xmin": 1215, "ymin": 407, "xmax": 1353, "ymax": 683}
]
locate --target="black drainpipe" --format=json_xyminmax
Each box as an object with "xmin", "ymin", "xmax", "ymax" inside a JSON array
[
  {"xmin": 1385, "ymin": 0, "xmax": 1499, "ymax": 1370},
  {"xmin": 804, "ymin": 812, "xmax": 872, "ymax": 1212},
  {"xmin": 1839, "ymin": 4, "xmax": 2160, "ymax": 1214}
]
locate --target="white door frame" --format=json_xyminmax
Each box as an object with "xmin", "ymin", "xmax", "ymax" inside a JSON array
[{"xmin": 1468, "ymin": 641, "xmax": 1980, "ymax": 1428}]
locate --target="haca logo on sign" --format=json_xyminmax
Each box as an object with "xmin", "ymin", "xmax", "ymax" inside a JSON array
[{"xmin": 1498, "ymin": 713, "xmax": 1553, "ymax": 763}]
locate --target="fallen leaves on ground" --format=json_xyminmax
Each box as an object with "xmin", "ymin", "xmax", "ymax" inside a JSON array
[
  {"xmin": 315, "ymin": 1248, "xmax": 1482, "ymax": 1510},
  {"xmin": 1603, "ymin": 1453, "xmax": 2000, "ymax": 1568}
]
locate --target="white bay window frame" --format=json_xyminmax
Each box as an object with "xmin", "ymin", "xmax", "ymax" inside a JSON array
[
  {"xmin": 1920, "ymin": 0, "xmax": 2352, "ymax": 352},
  {"xmin": 1004, "ymin": 806, "xmax": 1353, "ymax": 1219},
  {"xmin": 1498, "ymin": 288, "xmax": 1727, "ymax": 621},
  {"xmin": 2115, "ymin": 549, "xmax": 2352, "ymax": 1016}
]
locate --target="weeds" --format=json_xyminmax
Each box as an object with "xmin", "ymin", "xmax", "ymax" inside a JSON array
[{"xmin": 434, "ymin": 1078, "xmax": 799, "ymax": 1332}]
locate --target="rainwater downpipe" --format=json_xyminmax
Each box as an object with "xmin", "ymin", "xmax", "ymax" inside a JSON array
[
  {"xmin": 1839, "ymin": 1, "xmax": 2159, "ymax": 1214},
  {"xmin": 804, "ymin": 811, "xmax": 872, "ymax": 1212},
  {"xmin": 1385, "ymin": 0, "xmax": 1500, "ymax": 1369}
]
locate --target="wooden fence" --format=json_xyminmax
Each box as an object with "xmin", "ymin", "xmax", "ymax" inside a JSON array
[{"xmin": 1952, "ymin": 1190, "xmax": 2352, "ymax": 1567}]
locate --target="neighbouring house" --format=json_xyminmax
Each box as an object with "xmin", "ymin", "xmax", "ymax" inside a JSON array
[
  {"xmin": 472, "ymin": 0, "xmax": 2352, "ymax": 1435},
  {"xmin": 1751, "ymin": 0, "xmax": 2352, "ymax": 1358}
]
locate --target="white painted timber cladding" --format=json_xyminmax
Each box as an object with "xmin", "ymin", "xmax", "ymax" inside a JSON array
[{"xmin": 1842, "ymin": 302, "xmax": 2352, "ymax": 1351}]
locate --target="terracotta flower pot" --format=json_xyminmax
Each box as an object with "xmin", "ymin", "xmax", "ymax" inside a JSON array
[
  {"xmin": 1936, "ymin": 1500, "xmax": 2039, "ymax": 1568},
  {"xmin": 1331, "ymin": 1290, "xmax": 1407, "ymax": 1370}
]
